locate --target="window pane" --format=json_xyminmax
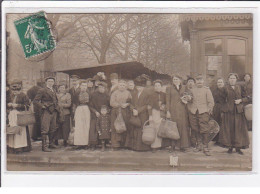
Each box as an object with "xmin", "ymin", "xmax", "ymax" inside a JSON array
[
  {"xmin": 206, "ymin": 56, "xmax": 223, "ymax": 77},
  {"xmin": 205, "ymin": 39, "xmax": 222, "ymax": 55},
  {"xmin": 227, "ymin": 39, "xmax": 246, "ymax": 55},
  {"xmin": 229, "ymin": 56, "xmax": 246, "ymax": 79}
]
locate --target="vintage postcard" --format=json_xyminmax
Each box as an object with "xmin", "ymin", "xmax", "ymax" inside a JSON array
[{"xmin": 1, "ymin": 2, "xmax": 256, "ymax": 177}]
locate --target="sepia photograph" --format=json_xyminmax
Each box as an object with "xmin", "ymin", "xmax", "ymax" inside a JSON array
[{"xmin": 3, "ymin": 10, "xmax": 253, "ymax": 172}]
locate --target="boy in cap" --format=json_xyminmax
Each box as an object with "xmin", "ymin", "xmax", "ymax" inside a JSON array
[
  {"xmin": 186, "ymin": 74, "xmax": 214, "ymax": 156},
  {"xmin": 34, "ymin": 76, "xmax": 59, "ymax": 152}
]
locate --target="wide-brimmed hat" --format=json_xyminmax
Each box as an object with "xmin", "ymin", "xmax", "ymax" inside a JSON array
[{"xmin": 10, "ymin": 79, "xmax": 22, "ymax": 91}]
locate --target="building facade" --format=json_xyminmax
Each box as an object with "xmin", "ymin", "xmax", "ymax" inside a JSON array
[{"xmin": 180, "ymin": 14, "xmax": 253, "ymax": 81}]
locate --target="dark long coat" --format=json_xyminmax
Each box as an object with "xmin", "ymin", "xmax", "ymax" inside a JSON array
[
  {"xmin": 212, "ymin": 87, "xmax": 228, "ymax": 126},
  {"xmin": 89, "ymin": 91, "xmax": 110, "ymax": 145},
  {"xmin": 126, "ymin": 88, "xmax": 151, "ymax": 151},
  {"xmin": 218, "ymin": 84, "xmax": 250, "ymax": 149},
  {"xmin": 165, "ymin": 84, "xmax": 190, "ymax": 149}
]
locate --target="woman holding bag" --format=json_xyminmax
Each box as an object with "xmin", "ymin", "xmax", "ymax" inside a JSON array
[
  {"xmin": 110, "ymin": 79, "xmax": 132, "ymax": 150},
  {"xmin": 7, "ymin": 80, "xmax": 31, "ymax": 153},
  {"xmin": 127, "ymin": 76, "xmax": 151, "ymax": 151},
  {"xmin": 147, "ymin": 79, "xmax": 166, "ymax": 153},
  {"xmin": 166, "ymin": 75, "xmax": 190, "ymax": 153},
  {"xmin": 218, "ymin": 73, "xmax": 250, "ymax": 155}
]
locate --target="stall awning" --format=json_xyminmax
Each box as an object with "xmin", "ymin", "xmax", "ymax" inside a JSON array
[{"xmin": 55, "ymin": 61, "xmax": 171, "ymax": 80}]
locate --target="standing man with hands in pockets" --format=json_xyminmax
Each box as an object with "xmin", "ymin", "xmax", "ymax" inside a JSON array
[
  {"xmin": 186, "ymin": 74, "xmax": 214, "ymax": 156},
  {"xmin": 34, "ymin": 76, "xmax": 59, "ymax": 152}
]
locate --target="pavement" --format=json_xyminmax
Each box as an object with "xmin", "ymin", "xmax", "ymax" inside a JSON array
[{"xmin": 7, "ymin": 132, "xmax": 252, "ymax": 172}]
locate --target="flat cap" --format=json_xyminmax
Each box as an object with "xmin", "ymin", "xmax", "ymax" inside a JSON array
[
  {"xmin": 44, "ymin": 76, "xmax": 55, "ymax": 82},
  {"xmin": 70, "ymin": 75, "xmax": 80, "ymax": 80},
  {"xmin": 195, "ymin": 74, "xmax": 204, "ymax": 80}
]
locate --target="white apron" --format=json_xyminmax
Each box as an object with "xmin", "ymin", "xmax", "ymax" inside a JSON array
[
  {"xmin": 151, "ymin": 109, "xmax": 163, "ymax": 149},
  {"xmin": 73, "ymin": 105, "xmax": 91, "ymax": 146},
  {"xmin": 7, "ymin": 110, "xmax": 28, "ymax": 149}
]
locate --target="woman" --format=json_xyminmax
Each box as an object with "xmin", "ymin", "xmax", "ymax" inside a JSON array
[
  {"xmin": 73, "ymin": 80, "xmax": 91, "ymax": 149},
  {"xmin": 55, "ymin": 83, "xmax": 71, "ymax": 147},
  {"xmin": 110, "ymin": 79, "xmax": 132, "ymax": 150},
  {"xmin": 147, "ymin": 79, "xmax": 166, "ymax": 153},
  {"xmin": 166, "ymin": 75, "xmax": 190, "ymax": 152},
  {"xmin": 86, "ymin": 78, "xmax": 95, "ymax": 95},
  {"xmin": 218, "ymin": 73, "xmax": 250, "ymax": 155},
  {"xmin": 89, "ymin": 81, "xmax": 110, "ymax": 150},
  {"xmin": 212, "ymin": 78, "xmax": 227, "ymax": 142},
  {"xmin": 242, "ymin": 73, "xmax": 252, "ymax": 131},
  {"xmin": 124, "ymin": 79, "xmax": 138, "ymax": 149},
  {"xmin": 7, "ymin": 80, "xmax": 31, "ymax": 153}
]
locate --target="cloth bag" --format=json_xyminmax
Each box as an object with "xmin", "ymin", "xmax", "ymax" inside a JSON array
[
  {"xmin": 158, "ymin": 119, "xmax": 180, "ymax": 140},
  {"xmin": 129, "ymin": 115, "xmax": 142, "ymax": 127},
  {"xmin": 114, "ymin": 108, "xmax": 127, "ymax": 133},
  {"xmin": 142, "ymin": 120, "xmax": 156, "ymax": 145},
  {"xmin": 244, "ymin": 104, "xmax": 252, "ymax": 121}
]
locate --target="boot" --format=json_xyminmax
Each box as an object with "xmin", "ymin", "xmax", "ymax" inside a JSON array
[
  {"xmin": 236, "ymin": 148, "xmax": 244, "ymax": 155},
  {"xmin": 64, "ymin": 140, "xmax": 68, "ymax": 147},
  {"xmin": 203, "ymin": 145, "xmax": 211, "ymax": 156},
  {"xmin": 55, "ymin": 140, "xmax": 59, "ymax": 146},
  {"xmin": 49, "ymin": 133, "xmax": 58, "ymax": 149},
  {"xmin": 101, "ymin": 141, "xmax": 105, "ymax": 152},
  {"xmin": 42, "ymin": 135, "xmax": 51, "ymax": 152},
  {"xmin": 193, "ymin": 132, "xmax": 203, "ymax": 152},
  {"xmin": 202, "ymin": 134, "xmax": 211, "ymax": 156},
  {"xmin": 227, "ymin": 147, "xmax": 233, "ymax": 154}
]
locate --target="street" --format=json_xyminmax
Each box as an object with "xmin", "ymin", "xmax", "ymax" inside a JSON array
[{"xmin": 6, "ymin": 132, "xmax": 252, "ymax": 172}]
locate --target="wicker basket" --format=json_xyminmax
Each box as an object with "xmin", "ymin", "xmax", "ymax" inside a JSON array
[{"xmin": 17, "ymin": 111, "xmax": 36, "ymax": 126}]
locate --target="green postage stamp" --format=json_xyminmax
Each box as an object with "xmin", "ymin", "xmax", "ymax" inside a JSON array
[{"xmin": 14, "ymin": 11, "xmax": 56, "ymax": 59}]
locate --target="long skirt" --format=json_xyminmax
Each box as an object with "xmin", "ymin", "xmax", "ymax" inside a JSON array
[
  {"xmin": 151, "ymin": 109, "xmax": 163, "ymax": 149},
  {"xmin": 74, "ymin": 105, "xmax": 91, "ymax": 146},
  {"xmin": 89, "ymin": 115, "xmax": 98, "ymax": 146},
  {"xmin": 56, "ymin": 114, "xmax": 71, "ymax": 141},
  {"xmin": 124, "ymin": 124, "xmax": 134, "ymax": 149},
  {"xmin": 7, "ymin": 110, "xmax": 31, "ymax": 152},
  {"xmin": 218, "ymin": 111, "xmax": 249, "ymax": 149},
  {"xmin": 111, "ymin": 108, "xmax": 128, "ymax": 148}
]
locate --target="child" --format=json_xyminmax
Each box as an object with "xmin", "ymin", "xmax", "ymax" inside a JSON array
[{"xmin": 96, "ymin": 105, "xmax": 111, "ymax": 152}]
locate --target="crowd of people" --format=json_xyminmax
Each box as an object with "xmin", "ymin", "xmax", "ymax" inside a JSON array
[{"xmin": 6, "ymin": 71, "xmax": 252, "ymax": 156}]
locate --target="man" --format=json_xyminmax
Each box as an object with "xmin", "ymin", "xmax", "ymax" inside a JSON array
[
  {"xmin": 34, "ymin": 76, "xmax": 59, "ymax": 152},
  {"xmin": 185, "ymin": 76, "xmax": 196, "ymax": 148},
  {"xmin": 27, "ymin": 81, "xmax": 43, "ymax": 141},
  {"xmin": 186, "ymin": 74, "xmax": 214, "ymax": 156},
  {"xmin": 69, "ymin": 75, "xmax": 81, "ymax": 127},
  {"xmin": 109, "ymin": 73, "xmax": 119, "ymax": 95}
]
